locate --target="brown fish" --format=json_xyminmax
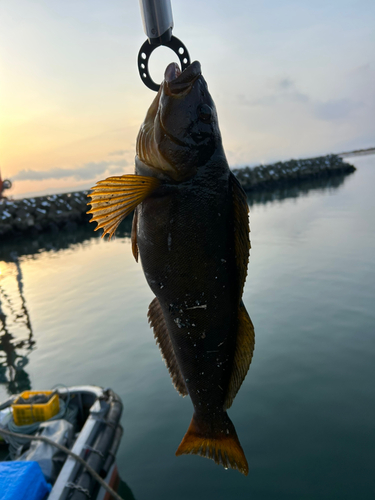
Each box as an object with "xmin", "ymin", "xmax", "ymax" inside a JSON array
[{"xmin": 87, "ymin": 61, "xmax": 254, "ymax": 475}]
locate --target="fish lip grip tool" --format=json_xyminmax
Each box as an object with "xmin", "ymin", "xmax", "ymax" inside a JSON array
[{"xmin": 138, "ymin": 0, "xmax": 191, "ymax": 91}]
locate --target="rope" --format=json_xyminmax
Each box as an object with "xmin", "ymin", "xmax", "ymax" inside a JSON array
[{"xmin": 0, "ymin": 427, "xmax": 124, "ymax": 500}]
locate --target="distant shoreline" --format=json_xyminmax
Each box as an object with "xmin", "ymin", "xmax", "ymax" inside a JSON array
[
  {"xmin": 232, "ymin": 153, "xmax": 356, "ymax": 193},
  {"xmin": 338, "ymin": 147, "xmax": 375, "ymax": 158}
]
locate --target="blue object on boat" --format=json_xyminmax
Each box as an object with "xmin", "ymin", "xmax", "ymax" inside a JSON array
[{"xmin": 0, "ymin": 461, "xmax": 51, "ymax": 500}]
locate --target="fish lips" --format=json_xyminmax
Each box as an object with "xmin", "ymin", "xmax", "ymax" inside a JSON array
[
  {"xmin": 136, "ymin": 61, "xmax": 208, "ymax": 182},
  {"xmin": 164, "ymin": 61, "xmax": 202, "ymax": 96}
]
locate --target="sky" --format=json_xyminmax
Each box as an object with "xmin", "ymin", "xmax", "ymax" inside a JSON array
[{"xmin": 0, "ymin": 0, "xmax": 374, "ymax": 198}]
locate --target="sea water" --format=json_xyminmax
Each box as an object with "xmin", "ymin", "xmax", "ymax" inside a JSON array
[{"xmin": 0, "ymin": 154, "xmax": 374, "ymax": 499}]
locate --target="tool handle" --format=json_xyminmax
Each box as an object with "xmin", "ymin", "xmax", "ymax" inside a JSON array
[{"xmin": 139, "ymin": 0, "xmax": 174, "ymax": 44}]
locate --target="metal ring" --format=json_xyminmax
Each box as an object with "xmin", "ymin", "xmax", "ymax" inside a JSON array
[{"xmin": 137, "ymin": 36, "xmax": 191, "ymax": 92}]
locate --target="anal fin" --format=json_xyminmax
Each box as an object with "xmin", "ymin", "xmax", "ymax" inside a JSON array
[
  {"xmin": 224, "ymin": 301, "xmax": 255, "ymax": 410},
  {"xmin": 148, "ymin": 297, "xmax": 188, "ymax": 397}
]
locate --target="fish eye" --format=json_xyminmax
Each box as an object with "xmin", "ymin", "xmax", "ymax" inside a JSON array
[{"xmin": 198, "ymin": 104, "xmax": 212, "ymax": 123}]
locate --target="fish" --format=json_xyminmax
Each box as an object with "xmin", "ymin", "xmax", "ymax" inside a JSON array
[{"xmin": 87, "ymin": 61, "xmax": 255, "ymax": 475}]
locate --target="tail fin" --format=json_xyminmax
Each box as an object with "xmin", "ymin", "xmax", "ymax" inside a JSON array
[{"xmin": 175, "ymin": 411, "xmax": 248, "ymax": 475}]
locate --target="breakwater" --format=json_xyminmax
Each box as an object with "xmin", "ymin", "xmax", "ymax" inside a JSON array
[
  {"xmin": 0, "ymin": 154, "xmax": 355, "ymax": 239},
  {"xmin": 232, "ymin": 154, "xmax": 355, "ymax": 192},
  {"xmin": 0, "ymin": 191, "xmax": 90, "ymax": 238}
]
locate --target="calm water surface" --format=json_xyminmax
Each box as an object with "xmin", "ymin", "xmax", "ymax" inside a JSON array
[{"xmin": 1, "ymin": 155, "xmax": 374, "ymax": 499}]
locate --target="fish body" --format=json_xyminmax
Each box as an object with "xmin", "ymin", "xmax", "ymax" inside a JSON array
[
  {"xmin": 137, "ymin": 156, "xmax": 239, "ymax": 408},
  {"xmin": 88, "ymin": 61, "xmax": 254, "ymax": 474}
]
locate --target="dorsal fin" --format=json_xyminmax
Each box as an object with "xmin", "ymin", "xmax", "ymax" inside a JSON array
[
  {"xmin": 230, "ymin": 172, "xmax": 251, "ymax": 298},
  {"xmin": 224, "ymin": 301, "xmax": 255, "ymax": 410},
  {"xmin": 224, "ymin": 173, "xmax": 254, "ymax": 410},
  {"xmin": 148, "ymin": 297, "xmax": 188, "ymax": 397}
]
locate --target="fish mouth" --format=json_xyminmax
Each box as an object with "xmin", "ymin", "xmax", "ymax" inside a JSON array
[
  {"xmin": 164, "ymin": 61, "xmax": 201, "ymax": 95},
  {"xmin": 136, "ymin": 61, "xmax": 202, "ymax": 181},
  {"xmin": 164, "ymin": 62, "xmax": 181, "ymax": 82}
]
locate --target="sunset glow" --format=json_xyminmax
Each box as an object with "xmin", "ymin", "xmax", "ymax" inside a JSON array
[{"xmin": 1, "ymin": 0, "xmax": 374, "ymax": 198}]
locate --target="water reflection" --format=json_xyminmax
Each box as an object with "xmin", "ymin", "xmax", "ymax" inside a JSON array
[
  {"xmin": 0, "ymin": 156, "xmax": 373, "ymax": 499},
  {"xmin": 117, "ymin": 479, "xmax": 137, "ymax": 500},
  {"xmin": 0, "ymin": 256, "xmax": 35, "ymax": 394},
  {"xmin": 247, "ymin": 171, "xmax": 352, "ymax": 207},
  {"xmin": 0, "ymin": 171, "xmax": 355, "ymax": 397},
  {"xmin": 0, "ymin": 216, "xmax": 133, "ymax": 264},
  {"xmin": 0, "ymin": 171, "xmax": 354, "ymax": 396}
]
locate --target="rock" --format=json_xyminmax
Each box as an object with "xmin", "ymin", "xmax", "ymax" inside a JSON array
[
  {"xmin": 14, "ymin": 217, "xmax": 29, "ymax": 231},
  {"xmin": 25, "ymin": 215, "xmax": 35, "ymax": 227},
  {"xmin": 0, "ymin": 223, "xmax": 13, "ymax": 236},
  {"xmin": 48, "ymin": 222, "xmax": 59, "ymax": 234},
  {"xmin": 232, "ymin": 154, "xmax": 356, "ymax": 192},
  {"xmin": 67, "ymin": 208, "xmax": 82, "ymax": 221},
  {"xmin": 16, "ymin": 209, "xmax": 29, "ymax": 219},
  {"xmin": 63, "ymin": 220, "xmax": 78, "ymax": 232}
]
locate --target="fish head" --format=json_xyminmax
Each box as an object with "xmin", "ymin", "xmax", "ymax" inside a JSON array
[{"xmin": 136, "ymin": 61, "xmax": 223, "ymax": 182}]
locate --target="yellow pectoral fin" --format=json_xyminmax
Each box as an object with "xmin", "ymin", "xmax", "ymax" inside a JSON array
[{"xmin": 87, "ymin": 174, "xmax": 160, "ymax": 239}]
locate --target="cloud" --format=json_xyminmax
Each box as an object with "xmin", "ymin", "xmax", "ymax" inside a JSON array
[
  {"xmin": 286, "ymin": 89, "xmax": 309, "ymax": 104},
  {"xmin": 313, "ymin": 98, "xmax": 361, "ymax": 121},
  {"xmin": 13, "ymin": 159, "xmax": 130, "ymax": 182},
  {"xmin": 278, "ymin": 78, "xmax": 294, "ymax": 90},
  {"xmin": 347, "ymin": 63, "xmax": 371, "ymax": 77},
  {"xmin": 237, "ymin": 93, "xmax": 277, "ymax": 107},
  {"xmin": 108, "ymin": 150, "xmax": 129, "ymax": 157},
  {"xmin": 238, "ymin": 77, "xmax": 362, "ymax": 121},
  {"xmin": 238, "ymin": 78, "xmax": 309, "ymax": 107}
]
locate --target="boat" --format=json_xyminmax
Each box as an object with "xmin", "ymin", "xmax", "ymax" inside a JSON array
[{"xmin": 0, "ymin": 385, "xmax": 124, "ymax": 500}]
